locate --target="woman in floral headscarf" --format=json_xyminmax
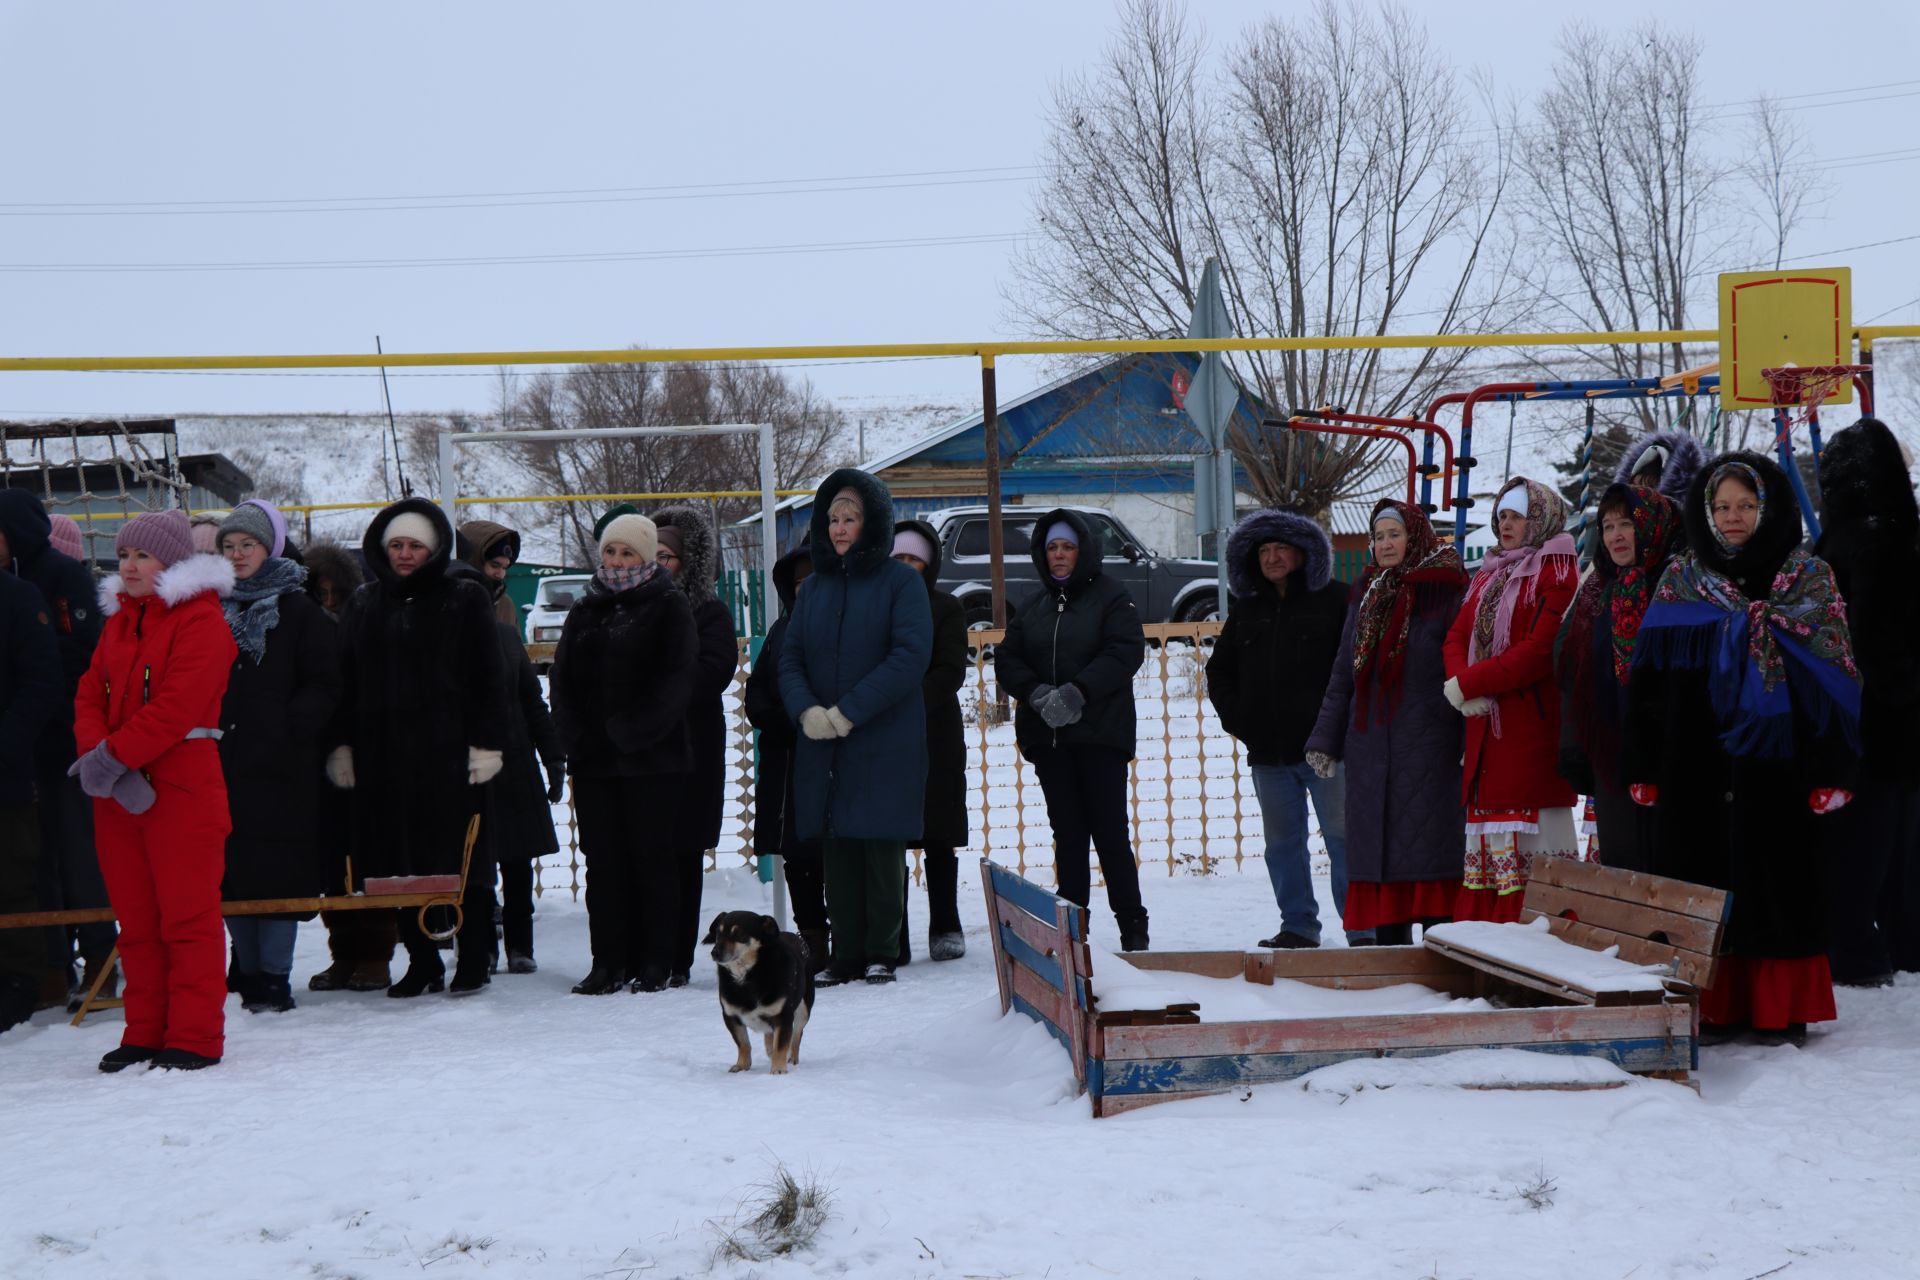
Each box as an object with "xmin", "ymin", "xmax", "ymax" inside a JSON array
[
  {"xmin": 1555, "ymin": 483, "xmax": 1686, "ymax": 873},
  {"xmin": 1626, "ymin": 452, "xmax": 1860, "ymax": 1045},
  {"xmin": 1306, "ymin": 500, "xmax": 1471, "ymax": 945},
  {"xmin": 1444, "ymin": 477, "xmax": 1582, "ymax": 922}
]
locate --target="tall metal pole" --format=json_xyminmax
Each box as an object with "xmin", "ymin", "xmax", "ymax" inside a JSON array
[
  {"xmin": 983, "ymin": 357, "xmax": 1007, "ymax": 629},
  {"xmin": 758, "ymin": 421, "xmax": 779, "ymax": 626},
  {"xmin": 437, "ymin": 430, "xmax": 457, "ymax": 529}
]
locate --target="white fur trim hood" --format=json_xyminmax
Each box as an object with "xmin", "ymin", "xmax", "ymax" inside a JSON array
[{"xmin": 98, "ymin": 552, "xmax": 236, "ymax": 617}]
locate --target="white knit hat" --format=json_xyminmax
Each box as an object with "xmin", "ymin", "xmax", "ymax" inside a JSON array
[
  {"xmin": 384, "ymin": 512, "xmax": 440, "ymax": 553},
  {"xmin": 1496, "ymin": 486, "xmax": 1530, "ymax": 518},
  {"xmin": 598, "ymin": 512, "xmax": 658, "ymax": 561}
]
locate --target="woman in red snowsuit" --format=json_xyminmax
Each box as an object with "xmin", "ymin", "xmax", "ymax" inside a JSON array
[{"xmin": 72, "ymin": 510, "xmax": 237, "ymax": 1072}]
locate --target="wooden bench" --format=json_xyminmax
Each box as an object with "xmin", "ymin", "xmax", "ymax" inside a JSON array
[
  {"xmin": 982, "ymin": 857, "xmax": 1730, "ymax": 1117},
  {"xmin": 0, "ymin": 816, "xmax": 481, "ymax": 1026}
]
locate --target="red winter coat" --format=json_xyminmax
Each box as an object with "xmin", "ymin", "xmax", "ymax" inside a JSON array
[
  {"xmin": 1444, "ymin": 561, "xmax": 1578, "ymax": 813},
  {"xmin": 74, "ymin": 556, "xmax": 239, "ymax": 799}
]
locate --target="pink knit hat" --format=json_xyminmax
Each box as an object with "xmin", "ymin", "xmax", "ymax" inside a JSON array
[
  {"xmin": 47, "ymin": 514, "xmax": 84, "ymax": 560},
  {"xmin": 116, "ymin": 510, "xmax": 196, "ymax": 568}
]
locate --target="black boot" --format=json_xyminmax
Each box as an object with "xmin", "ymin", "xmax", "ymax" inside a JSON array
[
  {"xmin": 98, "ymin": 1044, "xmax": 160, "ymax": 1073},
  {"xmin": 307, "ymin": 959, "xmax": 355, "ymax": 992},
  {"xmin": 387, "ymin": 959, "xmax": 446, "ymax": 998},
  {"xmin": 571, "ymin": 967, "xmax": 625, "ymax": 995},
  {"xmin": 152, "ymin": 1047, "xmax": 221, "ymax": 1071},
  {"xmin": 1117, "ymin": 909, "xmax": 1150, "ymax": 953},
  {"xmin": 243, "ymin": 974, "xmax": 296, "ymax": 1014},
  {"xmin": 448, "ymin": 967, "xmax": 490, "ymax": 996},
  {"xmin": 799, "ymin": 930, "xmax": 831, "ymax": 976}
]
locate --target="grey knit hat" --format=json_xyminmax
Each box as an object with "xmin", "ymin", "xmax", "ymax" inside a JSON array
[{"xmin": 217, "ymin": 502, "xmax": 279, "ymax": 556}]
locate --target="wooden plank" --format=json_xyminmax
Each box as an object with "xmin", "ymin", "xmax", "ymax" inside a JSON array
[
  {"xmin": 1120, "ymin": 945, "xmax": 1464, "ymax": 982},
  {"xmin": 980, "ymin": 858, "xmax": 1013, "ymax": 1016},
  {"xmin": 986, "ymin": 862, "xmax": 1072, "ymax": 933},
  {"xmin": 1096, "ymin": 1036, "xmax": 1693, "ymax": 1097},
  {"xmin": 1103, "ymin": 1001, "xmax": 1682, "ymax": 1060},
  {"xmin": 996, "ymin": 901, "xmax": 1090, "ymax": 984},
  {"xmin": 1421, "ymin": 935, "xmax": 1666, "ymax": 1008},
  {"xmin": 1521, "ymin": 912, "xmax": 1720, "ymax": 992},
  {"xmin": 1011, "ymin": 993, "xmax": 1072, "ymax": 1054},
  {"xmin": 998, "ymin": 922, "xmax": 1066, "ymax": 993},
  {"xmin": 1055, "ymin": 897, "xmax": 1092, "ymax": 1087},
  {"xmin": 1527, "ymin": 858, "xmax": 1729, "ymax": 926},
  {"xmin": 1010, "ymin": 959, "xmax": 1072, "ymax": 1039},
  {"xmin": 364, "ymin": 874, "xmax": 463, "ymax": 896},
  {"xmin": 1520, "ymin": 879, "xmax": 1723, "ymax": 955},
  {"xmin": 2, "ymin": 891, "xmax": 464, "ymax": 933}
]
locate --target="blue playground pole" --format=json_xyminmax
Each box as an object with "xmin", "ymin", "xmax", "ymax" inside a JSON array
[{"xmin": 1773, "ymin": 410, "xmax": 1823, "ymax": 543}]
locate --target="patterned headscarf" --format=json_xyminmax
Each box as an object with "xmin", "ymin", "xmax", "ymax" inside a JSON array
[
  {"xmin": 1559, "ymin": 485, "xmax": 1684, "ymax": 787},
  {"xmin": 1636, "ymin": 545, "xmax": 1860, "ymax": 761},
  {"xmin": 1352, "ymin": 500, "xmax": 1467, "ymax": 725},
  {"xmin": 1462, "ymin": 477, "xmax": 1578, "ymax": 736}
]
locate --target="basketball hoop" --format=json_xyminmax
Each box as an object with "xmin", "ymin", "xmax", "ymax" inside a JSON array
[{"xmin": 1760, "ymin": 364, "xmax": 1869, "ymax": 425}]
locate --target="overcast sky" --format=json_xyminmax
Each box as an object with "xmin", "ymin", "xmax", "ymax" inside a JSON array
[{"xmin": 2, "ymin": 0, "xmax": 1916, "ymax": 425}]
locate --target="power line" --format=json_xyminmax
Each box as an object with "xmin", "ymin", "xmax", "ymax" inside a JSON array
[{"xmin": 0, "ymin": 230, "xmax": 1037, "ymax": 275}]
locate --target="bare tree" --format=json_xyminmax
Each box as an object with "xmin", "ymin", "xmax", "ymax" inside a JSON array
[
  {"xmin": 509, "ymin": 358, "xmax": 842, "ymax": 564},
  {"xmin": 1742, "ymin": 94, "xmax": 1816, "ymax": 273},
  {"xmin": 1511, "ymin": 23, "xmax": 1753, "ymax": 430},
  {"xmin": 1010, "ymin": 0, "xmax": 1517, "ymax": 515}
]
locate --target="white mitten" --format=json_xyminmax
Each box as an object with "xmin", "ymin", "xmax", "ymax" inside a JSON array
[
  {"xmin": 325, "ymin": 745, "xmax": 356, "ymax": 789},
  {"xmin": 1443, "ymin": 677, "xmax": 1468, "ymax": 712},
  {"xmin": 468, "ymin": 747, "xmax": 504, "ymax": 785},
  {"xmin": 1461, "ymin": 696, "xmax": 1496, "ymax": 717},
  {"xmin": 825, "ymin": 706, "xmax": 854, "ymax": 738},
  {"xmin": 800, "ymin": 706, "xmax": 837, "ymax": 740}
]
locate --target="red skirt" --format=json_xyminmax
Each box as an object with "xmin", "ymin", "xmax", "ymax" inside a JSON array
[
  {"xmin": 1700, "ymin": 954, "xmax": 1837, "ymax": 1031},
  {"xmin": 1344, "ymin": 880, "xmax": 1458, "ymax": 930},
  {"xmin": 1452, "ymin": 884, "xmax": 1527, "ymax": 924}
]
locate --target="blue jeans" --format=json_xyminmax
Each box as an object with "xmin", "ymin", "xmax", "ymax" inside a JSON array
[
  {"xmin": 227, "ymin": 917, "xmax": 298, "ymax": 978},
  {"xmin": 1251, "ymin": 761, "xmax": 1366, "ymax": 944}
]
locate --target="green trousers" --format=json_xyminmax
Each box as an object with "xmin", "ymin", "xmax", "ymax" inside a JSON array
[{"xmin": 822, "ymin": 837, "xmax": 906, "ymax": 970}]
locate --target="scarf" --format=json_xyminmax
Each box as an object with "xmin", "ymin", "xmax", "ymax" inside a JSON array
[
  {"xmin": 223, "ymin": 557, "xmax": 307, "ymax": 662},
  {"xmin": 594, "ymin": 560, "xmax": 659, "ymax": 594},
  {"xmin": 1352, "ymin": 500, "xmax": 1468, "ymax": 725},
  {"xmin": 1559, "ymin": 487, "xmax": 1683, "ymax": 787},
  {"xmin": 1464, "ymin": 478, "xmax": 1577, "ymax": 736},
  {"xmin": 1636, "ymin": 546, "xmax": 1860, "ymax": 761}
]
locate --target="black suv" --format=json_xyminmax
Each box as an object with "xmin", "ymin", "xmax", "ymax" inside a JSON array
[{"xmin": 925, "ymin": 504, "xmax": 1222, "ymax": 626}]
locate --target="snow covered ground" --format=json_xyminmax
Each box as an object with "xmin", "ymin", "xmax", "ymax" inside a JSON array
[{"xmin": 5, "ymin": 861, "xmax": 1918, "ymax": 1279}]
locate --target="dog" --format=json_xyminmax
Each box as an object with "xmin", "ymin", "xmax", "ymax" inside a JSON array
[{"xmin": 704, "ymin": 911, "xmax": 815, "ymax": 1075}]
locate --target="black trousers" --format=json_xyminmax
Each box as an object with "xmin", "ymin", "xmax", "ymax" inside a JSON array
[
  {"xmin": 574, "ymin": 776, "xmax": 676, "ymax": 980},
  {"xmin": 1826, "ymin": 779, "xmax": 1920, "ymax": 981},
  {"xmin": 1031, "ymin": 745, "xmax": 1145, "ymax": 926},
  {"xmin": 783, "ymin": 852, "xmax": 829, "ymax": 935},
  {"xmin": 499, "ymin": 855, "xmax": 535, "ymax": 958},
  {"xmin": 923, "ymin": 845, "xmax": 962, "ymax": 935},
  {"xmin": 671, "ymin": 847, "xmax": 706, "ymax": 978},
  {"xmin": 1, "ymin": 805, "xmax": 43, "ymax": 983}
]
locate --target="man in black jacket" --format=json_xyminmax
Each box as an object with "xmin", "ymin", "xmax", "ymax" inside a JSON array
[
  {"xmin": 1207, "ymin": 509, "xmax": 1365, "ymax": 950},
  {"xmin": 0, "ymin": 490, "xmax": 110, "ymax": 1005},
  {"xmin": 0, "ymin": 569, "xmax": 62, "ymax": 1032}
]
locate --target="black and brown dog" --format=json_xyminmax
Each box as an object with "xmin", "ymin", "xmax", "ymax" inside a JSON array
[{"xmin": 704, "ymin": 911, "xmax": 815, "ymax": 1075}]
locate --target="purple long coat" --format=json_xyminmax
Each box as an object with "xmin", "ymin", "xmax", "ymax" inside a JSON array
[{"xmin": 1305, "ymin": 585, "xmax": 1467, "ymax": 884}]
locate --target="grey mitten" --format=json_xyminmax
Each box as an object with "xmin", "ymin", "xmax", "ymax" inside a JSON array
[
  {"xmin": 67, "ymin": 741, "xmax": 129, "ymax": 799},
  {"xmin": 1027, "ymin": 683, "xmax": 1056, "ymax": 710},
  {"xmin": 1040, "ymin": 683, "xmax": 1086, "ymax": 729},
  {"xmin": 111, "ymin": 768, "xmax": 156, "ymax": 816}
]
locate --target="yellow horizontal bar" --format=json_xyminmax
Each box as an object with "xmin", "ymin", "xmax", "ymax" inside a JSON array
[
  {"xmin": 62, "ymin": 490, "xmax": 813, "ymax": 521},
  {"xmin": 0, "ymin": 331, "xmax": 1728, "ymax": 373}
]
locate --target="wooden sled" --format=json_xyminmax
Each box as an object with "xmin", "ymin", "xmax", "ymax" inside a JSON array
[
  {"xmin": 982, "ymin": 856, "xmax": 1730, "ymax": 1117},
  {"xmin": 0, "ymin": 815, "xmax": 481, "ymax": 1027}
]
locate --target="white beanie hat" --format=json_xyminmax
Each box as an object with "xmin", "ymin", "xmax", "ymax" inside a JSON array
[
  {"xmin": 385, "ymin": 511, "xmax": 440, "ymax": 553},
  {"xmin": 1496, "ymin": 486, "xmax": 1530, "ymax": 518},
  {"xmin": 598, "ymin": 512, "xmax": 658, "ymax": 561}
]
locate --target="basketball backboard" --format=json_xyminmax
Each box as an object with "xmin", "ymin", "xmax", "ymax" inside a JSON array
[{"xmin": 1718, "ymin": 268, "xmax": 1853, "ymax": 408}]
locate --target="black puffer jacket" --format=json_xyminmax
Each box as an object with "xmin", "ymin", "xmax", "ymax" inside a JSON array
[
  {"xmin": 994, "ymin": 508, "xmax": 1148, "ymax": 760},
  {"xmin": 654, "ymin": 504, "xmax": 738, "ymax": 853},
  {"xmin": 745, "ymin": 545, "xmax": 812, "ymax": 859},
  {"xmin": 1816, "ymin": 417, "xmax": 1920, "ymax": 786},
  {"xmin": 1207, "ymin": 509, "xmax": 1348, "ymax": 766},
  {"xmin": 0, "ymin": 488, "xmax": 103, "ymax": 762},
  {"xmin": 898, "ymin": 518, "xmax": 970, "ymax": 849},
  {"xmin": 491, "ymin": 620, "xmax": 563, "ymax": 857},
  {"xmin": 550, "ymin": 567, "xmax": 698, "ymax": 780},
  {"xmin": 333, "ymin": 499, "xmax": 510, "ymax": 881}
]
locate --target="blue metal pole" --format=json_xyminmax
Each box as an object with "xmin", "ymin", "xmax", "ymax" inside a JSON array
[
  {"xmin": 1574, "ymin": 401, "xmax": 1596, "ymax": 568},
  {"xmin": 1419, "ymin": 427, "xmax": 1436, "ymax": 513},
  {"xmin": 1774, "ymin": 410, "xmax": 1823, "ymax": 543},
  {"xmin": 1455, "ymin": 416, "xmax": 1472, "ymax": 546}
]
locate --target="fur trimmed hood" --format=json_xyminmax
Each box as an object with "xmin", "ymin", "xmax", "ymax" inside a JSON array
[
  {"xmin": 1225, "ymin": 508, "xmax": 1332, "ymax": 598},
  {"xmin": 807, "ymin": 468, "xmax": 897, "ymax": 577},
  {"xmin": 1615, "ymin": 430, "xmax": 1707, "ymax": 503},
  {"xmin": 362, "ymin": 497, "xmax": 456, "ymax": 597},
  {"xmin": 98, "ymin": 551, "xmax": 235, "ymax": 617},
  {"xmin": 1817, "ymin": 417, "xmax": 1917, "ymax": 537},
  {"xmin": 1025, "ymin": 507, "xmax": 1104, "ymax": 595},
  {"xmin": 1683, "ymin": 450, "xmax": 1804, "ymax": 589},
  {"xmin": 893, "ymin": 518, "xmax": 944, "ymax": 589},
  {"xmin": 652, "ymin": 504, "xmax": 721, "ymax": 607}
]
